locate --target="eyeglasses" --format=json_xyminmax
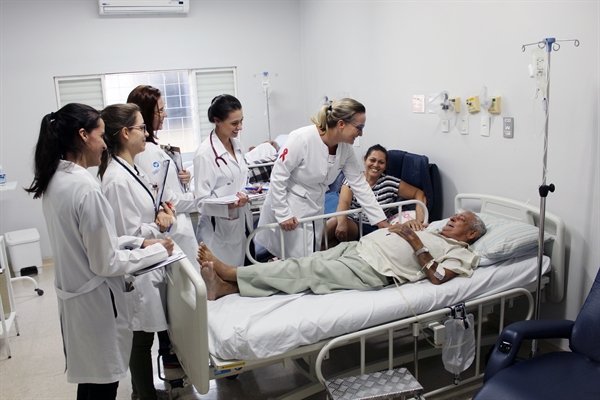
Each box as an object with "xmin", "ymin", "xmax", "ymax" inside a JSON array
[
  {"xmin": 128, "ymin": 124, "xmax": 147, "ymax": 133},
  {"xmin": 345, "ymin": 120, "xmax": 365, "ymax": 132},
  {"xmin": 154, "ymin": 108, "xmax": 166, "ymax": 116}
]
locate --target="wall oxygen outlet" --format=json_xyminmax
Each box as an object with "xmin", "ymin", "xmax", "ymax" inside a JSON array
[
  {"xmin": 489, "ymin": 96, "xmax": 502, "ymax": 114},
  {"xmin": 466, "ymin": 96, "xmax": 480, "ymax": 113},
  {"xmin": 449, "ymin": 97, "xmax": 461, "ymax": 113}
]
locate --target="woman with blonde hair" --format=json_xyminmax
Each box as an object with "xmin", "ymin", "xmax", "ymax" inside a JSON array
[{"xmin": 255, "ymin": 98, "xmax": 387, "ymax": 259}]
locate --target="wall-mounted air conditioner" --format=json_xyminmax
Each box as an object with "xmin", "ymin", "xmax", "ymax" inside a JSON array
[{"xmin": 99, "ymin": 0, "xmax": 189, "ymax": 16}]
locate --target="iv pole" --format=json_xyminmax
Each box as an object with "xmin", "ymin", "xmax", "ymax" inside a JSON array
[
  {"xmin": 255, "ymin": 71, "xmax": 278, "ymax": 141},
  {"xmin": 521, "ymin": 37, "xmax": 579, "ymax": 356}
]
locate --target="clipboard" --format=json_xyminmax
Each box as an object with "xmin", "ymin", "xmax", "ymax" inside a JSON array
[
  {"xmin": 161, "ymin": 144, "xmax": 188, "ymax": 192},
  {"xmin": 132, "ymin": 251, "xmax": 186, "ymax": 276},
  {"xmin": 155, "ymin": 159, "xmax": 170, "ymax": 214}
]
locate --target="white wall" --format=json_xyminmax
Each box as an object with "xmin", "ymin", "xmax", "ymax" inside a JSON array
[
  {"xmin": 299, "ymin": 0, "xmax": 599, "ymax": 323},
  {"xmin": 0, "ymin": 0, "xmax": 306, "ymax": 256},
  {"xmin": 0, "ymin": 0, "xmax": 598, "ymax": 329}
]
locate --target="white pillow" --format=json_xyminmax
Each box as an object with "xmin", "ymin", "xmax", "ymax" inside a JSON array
[{"xmin": 426, "ymin": 213, "xmax": 555, "ymax": 265}]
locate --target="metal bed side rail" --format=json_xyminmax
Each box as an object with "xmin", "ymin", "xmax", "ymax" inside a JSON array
[
  {"xmin": 315, "ymin": 287, "xmax": 534, "ymax": 385},
  {"xmin": 245, "ymin": 199, "xmax": 428, "ymax": 264},
  {"xmin": 455, "ymin": 193, "xmax": 566, "ymax": 302},
  {"xmin": 166, "ymin": 253, "xmax": 210, "ymax": 394}
]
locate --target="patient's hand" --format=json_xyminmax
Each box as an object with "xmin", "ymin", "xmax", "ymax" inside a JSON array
[
  {"xmin": 389, "ymin": 223, "xmax": 423, "ymax": 249},
  {"xmin": 403, "ymin": 220, "xmax": 424, "ymax": 231}
]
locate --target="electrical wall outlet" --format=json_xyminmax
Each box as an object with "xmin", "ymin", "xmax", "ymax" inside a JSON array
[
  {"xmin": 466, "ymin": 96, "xmax": 480, "ymax": 113},
  {"xmin": 480, "ymin": 116, "xmax": 490, "ymax": 136},
  {"xmin": 489, "ymin": 96, "xmax": 502, "ymax": 114},
  {"xmin": 449, "ymin": 97, "xmax": 461, "ymax": 113},
  {"xmin": 460, "ymin": 116, "xmax": 469, "ymax": 135},
  {"xmin": 503, "ymin": 117, "xmax": 514, "ymax": 138},
  {"xmin": 441, "ymin": 119, "xmax": 450, "ymax": 132}
]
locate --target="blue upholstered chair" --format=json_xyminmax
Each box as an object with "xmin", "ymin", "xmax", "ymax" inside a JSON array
[
  {"xmin": 473, "ymin": 267, "xmax": 600, "ymax": 400},
  {"xmin": 386, "ymin": 150, "xmax": 442, "ymax": 222}
]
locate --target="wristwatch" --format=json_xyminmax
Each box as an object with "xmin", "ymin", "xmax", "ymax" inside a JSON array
[{"xmin": 415, "ymin": 246, "xmax": 429, "ymax": 257}]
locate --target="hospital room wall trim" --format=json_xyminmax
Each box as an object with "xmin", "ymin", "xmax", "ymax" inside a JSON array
[{"xmin": 0, "ymin": 0, "xmax": 598, "ymax": 327}]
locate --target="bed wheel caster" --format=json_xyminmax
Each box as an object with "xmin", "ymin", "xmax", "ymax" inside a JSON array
[
  {"xmin": 168, "ymin": 377, "xmax": 185, "ymax": 389},
  {"xmin": 226, "ymin": 374, "xmax": 239, "ymax": 380}
]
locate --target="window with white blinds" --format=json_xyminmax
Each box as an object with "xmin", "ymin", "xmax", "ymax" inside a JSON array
[
  {"xmin": 194, "ymin": 69, "xmax": 236, "ymax": 143},
  {"xmin": 55, "ymin": 76, "xmax": 104, "ymax": 110},
  {"xmin": 54, "ymin": 67, "xmax": 236, "ymax": 153}
]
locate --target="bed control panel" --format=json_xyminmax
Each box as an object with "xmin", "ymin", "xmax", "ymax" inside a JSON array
[{"xmin": 499, "ymin": 341, "xmax": 512, "ymax": 354}]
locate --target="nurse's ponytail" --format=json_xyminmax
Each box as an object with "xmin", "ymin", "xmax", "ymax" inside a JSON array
[
  {"xmin": 26, "ymin": 104, "xmax": 101, "ymax": 199},
  {"xmin": 311, "ymin": 98, "xmax": 366, "ymax": 135}
]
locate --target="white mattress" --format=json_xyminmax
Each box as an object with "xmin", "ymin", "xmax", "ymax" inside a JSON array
[{"xmin": 207, "ymin": 254, "xmax": 550, "ymax": 360}]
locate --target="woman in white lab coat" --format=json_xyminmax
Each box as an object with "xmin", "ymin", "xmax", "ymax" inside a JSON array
[
  {"xmin": 99, "ymin": 103, "xmax": 176, "ymax": 400},
  {"xmin": 128, "ymin": 85, "xmax": 199, "ymax": 271},
  {"xmin": 255, "ymin": 98, "xmax": 388, "ymax": 260},
  {"xmin": 25, "ymin": 103, "xmax": 173, "ymax": 400},
  {"xmin": 193, "ymin": 94, "xmax": 253, "ymax": 266},
  {"xmin": 128, "ymin": 85, "xmax": 198, "ymax": 372}
]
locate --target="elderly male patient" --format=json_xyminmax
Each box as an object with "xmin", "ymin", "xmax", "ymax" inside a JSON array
[{"xmin": 198, "ymin": 211, "xmax": 486, "ymax": 300}]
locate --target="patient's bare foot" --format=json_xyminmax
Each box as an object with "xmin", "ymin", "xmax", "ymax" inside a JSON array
[
  {"xmin": 198, "ymin": 242, "xmax": 224, "ymax": 267},
  {"xmin": 197, "ymin": 242, "xmax": 236, "ymax": 281},
  {"xmin": 200, "ymin": 261, "xmax": 238, "ymax": 300}
]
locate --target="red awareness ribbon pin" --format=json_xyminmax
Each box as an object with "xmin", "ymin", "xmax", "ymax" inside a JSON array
[{"xmin": 279, "ymin": 148, "xmax": 289, "ymax": 162}]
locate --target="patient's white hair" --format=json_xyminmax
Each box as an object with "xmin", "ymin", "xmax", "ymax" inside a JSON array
[{"xmin": 467, "ymin": 211, "xmax": 487, "ymax": 243}]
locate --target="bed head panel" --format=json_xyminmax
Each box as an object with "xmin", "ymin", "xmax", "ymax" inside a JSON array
[
  {"xmin": 166, "ymin": 256, "xmax": 210, "ymax": 394},
  {"xmin": 455, "ymin": 193, "xmax": 565, "ymax": 302}
]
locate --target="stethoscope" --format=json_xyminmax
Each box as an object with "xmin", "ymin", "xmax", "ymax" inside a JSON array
[{"xmin": 210, "ymin": 130, "xmax": 237, "ymax": 185}]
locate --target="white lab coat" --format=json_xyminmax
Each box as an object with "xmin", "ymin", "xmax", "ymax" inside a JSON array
[
  {"xmin": 102, "ymin": 156, "xmax": 174, "ymax": 332},
  {"xmin": 43, "ymin": 161, "xmax": 167, "ymax": 384},
  {"xmin": 255, "ymin": 125, "xmax": 386, "ymax": 259},
  {"xmin": 193, "ymin": 132, "xmax": 253, "ymax": 266},
  {"xmin": 135, "ymin": 142, "xmax": 200, "ymax": 270}
]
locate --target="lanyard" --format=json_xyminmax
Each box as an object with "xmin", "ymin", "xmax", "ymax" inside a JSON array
[{"xmin": 111, "ymin": 155, "xmax": 157, "ymax": 215}]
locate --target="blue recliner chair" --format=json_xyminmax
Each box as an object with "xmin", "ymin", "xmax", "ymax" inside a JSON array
[
  {"xmin": 473, "ymin": 267, "xmax": 600, "ymax": 400},
  {"xmin": 386, "ymin": 150, "xmax": 443, "ymax": 222}
]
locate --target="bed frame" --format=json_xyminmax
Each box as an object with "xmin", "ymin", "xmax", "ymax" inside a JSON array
[{"xmin": 165, "ymin": 194, "xmax": 566, "ymax": 399}]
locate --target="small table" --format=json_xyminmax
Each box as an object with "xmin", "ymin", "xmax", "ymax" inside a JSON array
[{"xmin": 324, "ymin": 367, "xmax": 424, "ymax": 400}]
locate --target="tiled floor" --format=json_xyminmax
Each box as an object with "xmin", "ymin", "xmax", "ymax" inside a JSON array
[{"xmin": 0, "ymin": 264, "xmax": 485, "ymax": 400}]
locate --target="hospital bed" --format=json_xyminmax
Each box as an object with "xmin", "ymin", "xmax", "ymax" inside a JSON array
[{"xmin": 165, "ymin": 193, "xmax": 565, "ymax": 399}]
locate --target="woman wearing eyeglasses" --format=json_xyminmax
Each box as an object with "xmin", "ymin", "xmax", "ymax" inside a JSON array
[
  {"xmin": 99, "ymin": 103, "xmax": 176, "ymax": 400},
  {"xmin": 192, "ymin": 94, "xmax": 253, "ymax": 266},
  {"xmin": 255, "ymin": 98, "xmax": 388, "ymax": 260}
]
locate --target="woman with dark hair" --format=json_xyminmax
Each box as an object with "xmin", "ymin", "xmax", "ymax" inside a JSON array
[
  {"xmin": 127, "ymin": 85, "xmax": 199, "ymax": 372},
  {"xmin": 128, "ymin": 85, "xmax": 199, "ymax": 270},
  {"xmin": 99, "ymin": 103, "xmax": 176, "ymax": 400},
  {"xmin": 192, "ymin": 94, "xmax": 253, "ymax": 266},
  {"xmin": 26, "ymin": 103, "xmax": 172, "ymax": 400},
  {"xmin": 255, "ymin": 98, "xmax": 388, "ymax": 260},
  {"xmin": 324, "ymin": 144, "xmax": 427, "ymax": 247}
]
